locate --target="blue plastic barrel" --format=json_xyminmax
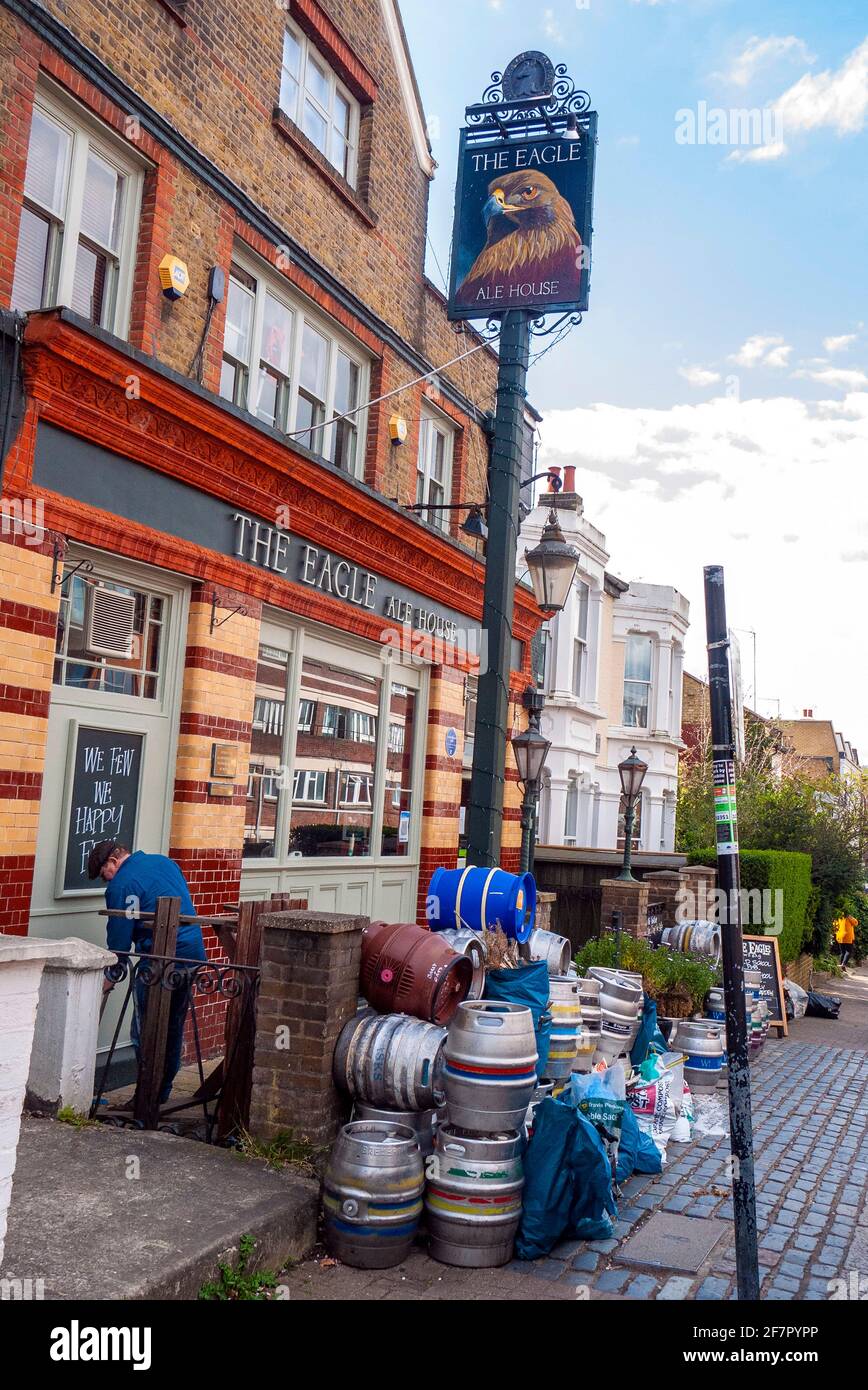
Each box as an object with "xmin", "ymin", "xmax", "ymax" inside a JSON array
[{"xmin": 426, "ymin": 866, "xmax": 536, "ymax": 943}]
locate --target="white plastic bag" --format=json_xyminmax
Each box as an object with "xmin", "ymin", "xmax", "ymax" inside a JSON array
[
  {"xmin": 784, "ymin": 978, "xmax": 808, "ymax": 1021},
  {"xmin": 627, "ymin": 1065, "xmax": 677, "ymax": 1160}
]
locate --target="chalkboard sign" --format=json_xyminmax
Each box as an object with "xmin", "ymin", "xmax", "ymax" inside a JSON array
[
  {"xmin": 742, "ymin": 934, "xmax": 787, "ymax": 1035},
  {"xmin": 61, "ymin": 725, "xmax": 144, "ymax": 892}
]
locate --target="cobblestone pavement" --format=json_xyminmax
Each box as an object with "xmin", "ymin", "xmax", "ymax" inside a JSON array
[{"xmin": 283, "ymin": 966, "xmax": 868, "ymax": 1301}]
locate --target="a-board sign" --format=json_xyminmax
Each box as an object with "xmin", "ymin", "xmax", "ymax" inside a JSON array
[
  {"xmin": 61, "ymin": 725, "xmax": 144, "ymax": 892},
  {"xmin": 742, "ymin": 934, "xmax": 787, "ymax": 1036}
]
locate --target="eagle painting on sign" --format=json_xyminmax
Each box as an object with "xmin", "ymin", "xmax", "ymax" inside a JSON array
[{"xmin": 448, "ymin": 129, "xmax": 595, "ymax": 320}]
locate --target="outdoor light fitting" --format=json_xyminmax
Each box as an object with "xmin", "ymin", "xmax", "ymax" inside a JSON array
[
  {"xmin": 405, "ymin": 499, "xmax": 488, "ymax": 542},
  {"xmin": 524, "ymin": 509, "xmax": 580, "ymax": 614},
  {"xmin": 618, "ymin": 746, "xmax": 648, "ymax": 802},
  {"xmin": 511, "ymin": 724, "xmax": 551, "ymax": 786}
]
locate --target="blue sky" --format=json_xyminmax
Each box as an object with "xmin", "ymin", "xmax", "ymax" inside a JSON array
[{"xmin": 402, "ymin": 0, "xmax": 868, "ymax": 753}]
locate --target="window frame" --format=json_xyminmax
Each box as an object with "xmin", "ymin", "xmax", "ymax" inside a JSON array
[
  {"xmin": 220, "ymin": 249, "xmax": 369, "ymax": 478},
  {"xmin": 622, "ymin": 634, "xmax": 654, "ymax": 730},
  {"xmin": 416, "ymin": 407, "xmax": 455, "ymax": 533},
  {"xmin": 12, "ymin": 81, "xmax": 145, "ymax": 339},
  {"xmin": 278, "ymin": 20, "xmax": 361, "ymax": 187},
  {"xmin": 241, "ymin": 617, "xmax": 426, "ymax": 869}
]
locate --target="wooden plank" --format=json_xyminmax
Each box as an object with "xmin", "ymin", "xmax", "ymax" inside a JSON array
[
  {"xmin": 216, "ymin": 899, "xmax": 267, "ymax": 1141},
  {"xmin": 133, "ymin": 897, "xmax": 180, "ymax": 1128}
]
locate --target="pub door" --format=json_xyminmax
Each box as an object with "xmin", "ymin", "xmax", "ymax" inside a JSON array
[{"xmin": 30, "ymin": 548, "xmax": 189, "ymax": 1059}]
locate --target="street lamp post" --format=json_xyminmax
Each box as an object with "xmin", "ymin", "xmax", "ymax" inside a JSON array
[
  {"xmin": 616, "ymin": 746, "xmax": 648, "ymax": 882},
  {"xmin": 510, "ymin": 686, "xmax": 551, "ymax": 875}
]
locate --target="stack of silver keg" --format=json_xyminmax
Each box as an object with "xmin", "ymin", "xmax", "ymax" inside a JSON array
[
  {"xmin": 587, "ymin": 966, "xmax": 644, "ymax": 1065},
  {"xmin": 325, "ymin": 1009, "xmax": 449, "ymax": 1266},
  {"xmin": 425, "ymin": 1000, "xmax": 538, "ymax": 1268}
]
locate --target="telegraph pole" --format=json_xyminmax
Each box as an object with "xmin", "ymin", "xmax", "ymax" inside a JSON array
[{"xmin": 704, "ymin": 564, "xmax": 759, "ymax": 1302}]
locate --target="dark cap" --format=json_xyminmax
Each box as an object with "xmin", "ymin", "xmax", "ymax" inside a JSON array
[{"xmin": 87, "ymin": 840, "xmax": 118, "ymax": 880}]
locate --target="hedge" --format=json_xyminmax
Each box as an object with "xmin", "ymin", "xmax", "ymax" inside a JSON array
[{"xmin": 688, "ymin": 849, "xmax": 813, "ymax": 964}]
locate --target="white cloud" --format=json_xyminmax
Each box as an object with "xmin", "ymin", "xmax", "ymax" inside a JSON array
[
  {"xmin": 543, "ymin": 8, "xmax": 563, "ymax": 42},
  {"xmin": 731, "ymin": 335, "xmax": 792, "ymax": 368},
  {"xmin": 723, "ymin": 35, "xmax": 816, "ymax": 88},
  {"xmin": 536, "ymin": 389, "xmax": 868, "ymax": 751},
  {"xmin": 679, "ymin": 365, "xmax": 721, "ymax": 387},
  {"xmin": 726, "ymin": 140, "xmax": 788, "ymax": 164},
  {"xmin": 773, "ymin": 37, "xmax": 868, "ymax": 140},
  {"xmin": 823, "ymin": 332, "xmax": 858, "ymax": 353},
  {"xmin": 794, "ymin": 366, "xmax": 868, "ymax": 391}
]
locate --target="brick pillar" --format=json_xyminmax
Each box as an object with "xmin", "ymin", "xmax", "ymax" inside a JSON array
[
  {"xmin": 0, "ymin": 528, "xmax": 62, "ymax": 935},
  {"xmin": 535, "ymin": 891, "xmax": 556, "ymax": 934},
  {"xmin": 642, "ymin": 869, "xmax": 688, "ymax": 928},
  {"xmin": 680, "ymin": 865, "xmax": 718, "ymax": 921},
  {"xmin": 599, "ymin": 877, "xmax": 651, "ymax": 939},
  {"xmin": 249, "ymin": 910, "xmax": 365, "ymax": 1148},
  {"xmin": 417, "ymin": 665, "xmax": 465, "ymax": 924}
]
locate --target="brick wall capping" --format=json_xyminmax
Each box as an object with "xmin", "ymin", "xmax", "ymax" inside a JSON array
[
  {"xmin": 289, "ymin": 0, "xmax": 379, "ymax": 104},
  {"xmin": 259, "ymin": 909, "xmax": 370, "ymax": 937},
  {"xmin": 271, "ymin": 110, "xmax": 377, "ymax": 227},
  {"xmin": 20, "ymin": 311, "xmax": 543, "ymax": 643}
]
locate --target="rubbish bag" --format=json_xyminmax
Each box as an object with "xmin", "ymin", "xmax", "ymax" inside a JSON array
[
  {"xmin": 615, "ymin": 1101, "xmax": 663, "ymax": 1181},
  {"xmin": 630, "ymin": 996, "xmax": 669, "ymax": 1067},
  {"xmin": 784, "ymin": 979, "xmax": 808, "ymax": 1021},
  {"xmin": 516, "ymin": 1098, "xmax": 617, "ymax": 1259},
  {"xmin": 627, "ymin": 1061, "xmax": 678, "ymax": 1162},
  {"xmin": 559, "ymin": 1063, "xmax": 626, "ymax": 1145},
  {"xmin": 485, "ymin": 959, "xmax": 551, "ymax": 1077},
  {"xmin": 806, "ymin": 991, "xmax": 841, "ymax": 1019}
]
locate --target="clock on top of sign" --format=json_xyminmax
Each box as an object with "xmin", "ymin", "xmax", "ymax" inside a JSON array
[{"xmin": 501, "ymin": 51, "xmax": 556, "ymax": 103}]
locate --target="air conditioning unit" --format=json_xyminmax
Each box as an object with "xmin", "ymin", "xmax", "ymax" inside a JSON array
[{"xmin": 84, "ymin": 584, "xmax": 137, "ymax": 659}]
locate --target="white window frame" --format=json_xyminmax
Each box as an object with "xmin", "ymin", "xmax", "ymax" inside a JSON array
[
  {"xmin": 220, "ymin": 249, "xmax": 369, "ymax": 478},
  {"xmin": 12, "ymin": 81, "xmax": 144, "ymax": 339},
  {"xmin": 278, "ymin": 21, "xmax": 361, "ymax": 187},
  {"xmin": 622, "ymin": 634, "xmax": 654, "ymax": 730},
  {"xmin": 572, "ymin": 580, "xmax": 590, "ymax": 699},
  {"xmin": 339, "ymin": 772, "xmax": 373, "ymax": 807},
  {"xmin": 293, "ymin": 768, "xmax": 327, "ymax": 804},
  {"xmin": 416, "ymin": 408, "xmax": 455, "ymax": 533}
]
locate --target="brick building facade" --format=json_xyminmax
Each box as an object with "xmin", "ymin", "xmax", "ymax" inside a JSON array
[{"xmin": 0, "ymin": 0, "xmax": 541, "ymax": 1058}]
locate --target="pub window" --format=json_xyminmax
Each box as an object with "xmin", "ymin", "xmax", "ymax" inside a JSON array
[
  {"xmin": 53, "ymin": 571, "xmax": 163, "ymax": 700},
  {"xmin": 623, "ymin": 635, "xmax": 653, "ymax": 729},
  {"xmin": 382, "ymin": 683, "xmax": 417, "ymax": 856},
  {"xmin": 278, "ymin": 23, "xmax": 360, "ymax": 186},
  {"xmin": 219, "ymin": 253, "xmax": 369, "ymax": 477},
  {"xmin": 10, "ymin": 84, "xmax": 144, "ymax": 338},
  {"xmin": 416, "ymin": 410, "xmax": 454, "ymax": 532},
  {"xmin": 244, "ymin": 645, "xmax": 291, "ymax": 858}
]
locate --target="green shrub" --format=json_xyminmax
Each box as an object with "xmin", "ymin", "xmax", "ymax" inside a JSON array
[
  {"xmin": 688, "ymin": 849, "xmax": 813, "ymax": 964},
  {"xmin": 574, "ymin": 933, "xmax": 719, "ymax": 1012}
]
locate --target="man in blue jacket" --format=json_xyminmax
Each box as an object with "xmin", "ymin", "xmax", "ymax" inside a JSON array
[{"xmin": 89, "ymin": 841, "xmax": 207, "ymax": 1105}]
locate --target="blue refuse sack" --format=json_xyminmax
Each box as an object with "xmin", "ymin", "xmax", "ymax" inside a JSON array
[
  {"xmin": 630, "ymin": 996, "xmax": 669, "ymax": 1068},
  {"xmin": 515, "ymin": 1098, "xmax": 617, "ymax": 1259},
  {"xmin": 615, "ymin": 1100, "xmax": 663, "ymax": 1182},
  {"xmin": 558, "ymin": 1067, "xmax": 626, "ymax": 1145},
  {"xmin": 485, "ymin": 959, "xmax": 551, "ymax": 1078}
]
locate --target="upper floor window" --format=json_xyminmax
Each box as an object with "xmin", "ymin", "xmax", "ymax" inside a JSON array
[
  {"xmin": 279, "ymin": 24, "xmax": 360, "ymax": 186},
  {"xmin": 10, "ymin": 86, "xmax": 143, "ymax": 338},
  {"xmin": 416, "ymin": 410, "xmax": 455, "ymax": 532},
  {"xmin": 220, "ymin": 254, "xmax": 368, "ymax": 476},
  {"xmin": 623, "ymin": 635, "xmax": 653, "ymax": 728},
  {"xmin": 572, "ymin": 581, "xmax": 589, "ymax": 699}
]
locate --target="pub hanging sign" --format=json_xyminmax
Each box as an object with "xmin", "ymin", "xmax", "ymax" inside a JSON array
[{"xmin": 447, "ymin": 53, "xmax": 597, "ymax": 321}]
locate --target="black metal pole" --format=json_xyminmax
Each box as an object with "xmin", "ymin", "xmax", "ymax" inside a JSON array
[
  {"xmin": 612, "ymin": 909, "xmax": 623, "ymax": 968},
  {"xmin": 466, "ymin": 309, "xmax": 532, "ymax": 868},
  {"xmin": 617, "ymin": 802, "xmax": 636, "ymax": 881},
  {"xmin": 704, "ymin": 563, "xmax": 759, "ymax": 1302}
]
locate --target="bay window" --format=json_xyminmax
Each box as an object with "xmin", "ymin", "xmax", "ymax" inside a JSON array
[
  {"xmin": 11, "ymin": 85, "xmax": 144, "ymax": 337},
  {"xmin": 279, "ymin": 24, "xmax": 360, "ymax": 186},
  {"xmin": 220, "ymin": 254, "xmax": 368, "ymax": 476}
]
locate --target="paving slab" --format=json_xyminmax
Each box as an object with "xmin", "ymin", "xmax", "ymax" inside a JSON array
[
  {"xmin": 0, "ymin": 1117, "xmax": 318, "ymax": 1300},
  {"xmin": 615, "ymin": 1212, "xmax": 728, "ymax": 1273}
]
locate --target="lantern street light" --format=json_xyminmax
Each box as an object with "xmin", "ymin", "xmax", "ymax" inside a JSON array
[
  {"xmin": 524, "ymin": 510, "xmax": 581, "ymax": 615},
  {"xmin": 511, "ymin": 687, "xmax": 551, "ymax": 875},
  {"xmin": 616, "ymin": 746, "xmax": 648, "ymax": 882}
]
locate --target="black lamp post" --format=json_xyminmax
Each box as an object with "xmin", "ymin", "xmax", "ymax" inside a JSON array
[
  {"xmin": 616, "ymin": 746, "xmax": 648, "ymax": 881},
  {"xmin": 511, "ymin": 687, "xmax": 551, "ymax": 874}
]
